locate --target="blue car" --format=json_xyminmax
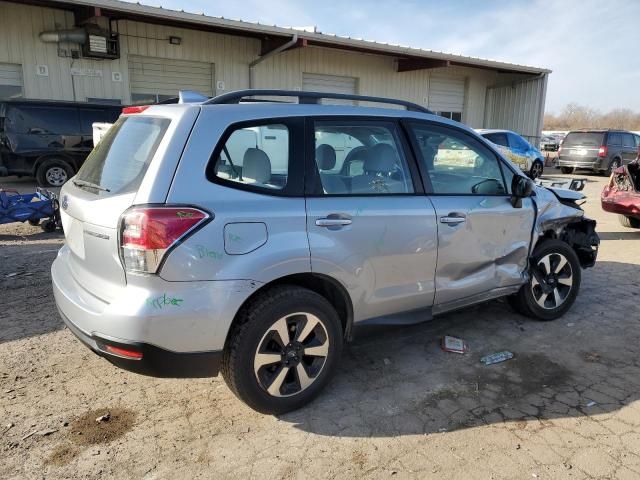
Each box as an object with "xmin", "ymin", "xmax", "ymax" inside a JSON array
[{"xmin": 477, "ymin": 129, "xmax": 545, "ymax": 179}]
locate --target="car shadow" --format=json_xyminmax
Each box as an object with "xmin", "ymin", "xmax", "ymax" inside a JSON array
[{"xmin": 282, "ymin": 260, "xmax": 640, "ymax": 437}]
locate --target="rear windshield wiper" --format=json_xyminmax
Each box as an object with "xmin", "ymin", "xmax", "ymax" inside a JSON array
[{"xmin": 73, "ymin": 179, "xmax": 111, "ymax": 192}]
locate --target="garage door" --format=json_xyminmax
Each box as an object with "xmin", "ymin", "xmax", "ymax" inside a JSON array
[
  {"xmin": 0, "ymin": 63, "xmax": 23, "ymax": 99},
  {"xmin": 128, "ymin": 56, "xmax": 214, "ymax": 104},
  {"xmin": 302, "ymin": 73, "xmax": 357, "ymax": 104},
  {"xmin": 428, "ymin": 75, "xmax": 465, "ymax": 114}
]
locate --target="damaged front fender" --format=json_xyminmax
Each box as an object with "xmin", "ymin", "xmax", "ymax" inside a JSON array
[{"xmin": 532, "ymin": 186, "xmax": 600, "ymax": 268}]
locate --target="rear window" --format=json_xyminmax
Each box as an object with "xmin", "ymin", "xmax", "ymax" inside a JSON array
[
  {"xmin": 75, "ymin": 116, "xmax": 170, "ymax": 195},
  {"xmin": 562, "ymin": 132, "xmax": 604, "ymax": 147}
]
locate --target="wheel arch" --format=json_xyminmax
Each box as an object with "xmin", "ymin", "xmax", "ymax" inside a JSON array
[
  {"xmin": 32, "ymin": 154, "xmax": 77, "ymax": 176},
  {"xmin": 228, "ymin": 273, "xmax": 354, "ymax": 346}
]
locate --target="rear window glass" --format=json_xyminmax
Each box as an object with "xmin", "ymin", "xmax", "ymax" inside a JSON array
[
  {"xmin": 75, "ymin": 116, "xmax": 170, "ymax": 195},
  {"xmin": 562, "ymin": 132, "xmax": 604, "ymax": 147}
]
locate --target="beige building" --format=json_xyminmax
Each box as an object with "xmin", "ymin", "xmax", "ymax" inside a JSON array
[{"xmin": 0, "ymin": 0, "xmax": 550, "ymax": 142}]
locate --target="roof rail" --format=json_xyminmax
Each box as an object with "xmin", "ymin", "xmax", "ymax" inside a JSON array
[{"xmin": 204, "ymin": 89, "xmax": 433, "ymax": 114}]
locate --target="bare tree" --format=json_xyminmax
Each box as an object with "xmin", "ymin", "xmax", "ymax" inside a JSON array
[{"xmin": 544, "ymin": 104, "xmax": 640, "ymax": 131}]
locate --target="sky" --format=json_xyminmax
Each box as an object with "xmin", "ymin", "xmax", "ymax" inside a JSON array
[{"xmin": 134, "ymin": 0, "xmax": 640, "ymax": 114}]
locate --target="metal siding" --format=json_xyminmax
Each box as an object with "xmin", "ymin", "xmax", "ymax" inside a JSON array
[
  {"xmin": 0, "ymin": 1, "xmax": 545, "ymax": 131},
  {"xmin": 484, "ymin": 74, "xmax": 547, "ymax": 144},
  {"xmin": 128, "ymin": 55, "xmax": 214, "ymax": 97},
  {"xmin": 0, "ymin": 63, "xmax": 23, "ymax": 87}
]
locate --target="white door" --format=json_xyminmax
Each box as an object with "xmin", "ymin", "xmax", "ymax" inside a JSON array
[
  {"xmin": 428, "ymin": 74, "xmax": 465, "ymax": 116},
  {"xmin": 302, "ymin": 73, "xmax": 357, "ymax": 104},
  {"xmin": 128, "ymin": 56, "xmax": 214, "ymax": 104},
  {"xmin": 0, "ymin": 63, "xmax": 23, "ymax": 99}
]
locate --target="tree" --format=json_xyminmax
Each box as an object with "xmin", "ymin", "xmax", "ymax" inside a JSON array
[{"xmin": 544, "ymin": 104, "xmax": 640, "ymax": 131}]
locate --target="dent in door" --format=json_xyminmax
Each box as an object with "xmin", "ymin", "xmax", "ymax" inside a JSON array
[{"xmin": 434, "ymin": 196, "xmax": 533, "ymax": 305}]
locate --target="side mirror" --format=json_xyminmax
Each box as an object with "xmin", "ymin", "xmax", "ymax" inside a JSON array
[{"xmin": 511, "ymin": 175, "xmax": 535, "ymax": 208}]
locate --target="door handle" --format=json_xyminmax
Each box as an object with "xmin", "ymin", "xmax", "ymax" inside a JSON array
[
  {"xmin": 316, "ymin": 218, "xmax": 352, "ymax": 227},
  {"xmin": 440, "ymin": 214, "xmax": 466, "ymax": 225}
]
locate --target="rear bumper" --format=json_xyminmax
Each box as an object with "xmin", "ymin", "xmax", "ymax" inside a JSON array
[
  {"xmin": 59, "ymin": 306, "xmax": 222, "ymax": 377},
  {"xmin": 557, "ymin": 158, "xmax": 603, "ymax": 170},
  {"xmin": 52, "ymin": 245, "xmax": 261, "ymax": 378}
]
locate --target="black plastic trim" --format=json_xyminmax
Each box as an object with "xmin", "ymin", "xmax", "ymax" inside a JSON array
[
  {"xmin": 60, "ymin": 309, "xmax": 221, "ymax": 378},
  {"xmin": 204, "ymin": 89, "xmax": 433, "ymax": 114}
]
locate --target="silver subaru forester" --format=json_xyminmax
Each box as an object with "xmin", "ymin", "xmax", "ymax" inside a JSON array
[{"xmin": 52, "ymin": 90, "xmax": 599, "ymax": 414}]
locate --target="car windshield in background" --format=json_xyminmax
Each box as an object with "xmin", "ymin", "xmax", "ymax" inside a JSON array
[
  {"xmin": 563, "ymin": 132, "xmax": 604, "ymax": 147},
  {"xmin": 75, "ymin": 116, "xmax": 170, "ymax": 195}
]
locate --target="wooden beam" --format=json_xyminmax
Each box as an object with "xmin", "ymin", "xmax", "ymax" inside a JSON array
[{"xmin": 397, "ymin": 58, "xmax": 450, "ymax": 72}]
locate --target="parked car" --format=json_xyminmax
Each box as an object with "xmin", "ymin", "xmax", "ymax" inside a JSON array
[
  {"xmin": 558, "ymin": 129, "xmax": 639, "ymax": 175},
  {"xmin": 0, "ymin": 100, "xmax": 121, "ymax": 187},
  {"xmin": 540, "ymin": 135, "xmax": 560, "ymax": 152},
  {"xmin": 476, "ymin": 129, "xmax": 545, "ymax": 179},
  {"xmin": 601, "ymin": 155, "xmax": 640, "ymax": 228},
  {"xmin": 52, "ymin": 90, "xmax": 599, "ymax": 414}
]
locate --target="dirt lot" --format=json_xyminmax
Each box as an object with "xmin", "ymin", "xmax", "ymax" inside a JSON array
[{"xmin": 2, "ymin": 172, "xmax": 640, "ymax": 479}]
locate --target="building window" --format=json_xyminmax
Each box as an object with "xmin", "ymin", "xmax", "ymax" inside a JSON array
[{"xmin": 436, "ymin": 111, "xmax": 462, "ymax": 122}]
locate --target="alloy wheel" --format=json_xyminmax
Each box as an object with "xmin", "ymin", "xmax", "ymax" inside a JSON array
[
  {"xmin": 45, "ymin": 167, "xmax": 68, "ymax": 186},
  {"xmin": 530, "ymin": 253, "xmax": 574, "ymax": 310},
  {"xmin": 530, "ymin": 162, "xmax": 543, "ymax": 179},
  {"xmin": 253, "ymin": 312, "xmax": 329, "ymax": 397}
]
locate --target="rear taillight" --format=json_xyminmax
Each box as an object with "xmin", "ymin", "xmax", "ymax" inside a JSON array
[
  {"xmin": 598, "ymin": 145, "xmax": 608, "ymax": 157},
  {"xmin": 119, "ymin": 207, "xmax": 209, "ymax": 273},
  {"xmin": 122, "ymin": 105, "xmax": 150, "ymax": 114}
]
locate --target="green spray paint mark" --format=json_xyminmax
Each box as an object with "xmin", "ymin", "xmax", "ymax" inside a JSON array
[
  {"xmin": 196, "ymin": 245, "xmax": 223, "ymax": 260},
  {"xmin": 176, "ymin": 211, "xmax": 195, "ymax": 218},
  {"xmin": 147, "ymin": 294, "xmax": 183, "ymax": 309},
  {"xmin": 228, "ymin": 233, "xmax": 242, "ymax": 243}
]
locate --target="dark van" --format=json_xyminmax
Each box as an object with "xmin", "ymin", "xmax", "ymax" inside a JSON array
[
  {"xmin": 0, "ymin": 100, "xmax": 121, "ymax": 187},
  {"xmin": 558, "ymin": 129, "xmax": 640, "ymax": 176}
]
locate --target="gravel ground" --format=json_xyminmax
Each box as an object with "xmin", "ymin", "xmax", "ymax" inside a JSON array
[{"xmin": 2, "ymin": 172, "xmax": 640, "ymax": 479}]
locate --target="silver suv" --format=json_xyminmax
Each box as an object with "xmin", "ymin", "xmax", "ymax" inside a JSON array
[{"xmin": 52, "ymin": 90, "xmax": 599, "ymax": 414}]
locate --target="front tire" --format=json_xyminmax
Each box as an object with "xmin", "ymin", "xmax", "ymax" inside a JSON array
[
  {"xmin": 509, "ymin": 239, "xmax": 581, "ymax": 321},
  {"xmin": 619, "ymin": 215, "xmax": 640, "ymax": 229},
  {"xmin": 222, "ymin": 285, "xmax": 343, "ymax": 414}
]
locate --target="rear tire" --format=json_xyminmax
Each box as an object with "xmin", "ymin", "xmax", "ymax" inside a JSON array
[
  {"xmin": 41, "ymin": 219, "xmax": 57, "ymax": 232},
  {"xmin": 509, "ymin": 239, "xmax": 581, "ymax": 321},
  {"xmin": 222, "ymin": 285, "xmax": 343, "ymax": 414},
  {"xmin": 619, "ymin": 215, "xmax": 640, "ymax": 229},
  {"xmin": 529, "ymin": 160, "xmax": 544, "ymax": 179},
  {"xmin": 560, "ymin": 166, "xmax": 575, "ymax": 174},
  {"xmin": 36, "ymin": 158, "xmax": 73, "ymax": 188}
]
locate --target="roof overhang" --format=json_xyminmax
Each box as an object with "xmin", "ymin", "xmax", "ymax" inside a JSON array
[{"xmin": 18, "ymin": 0, "xmax": 552, "ymax": 75}]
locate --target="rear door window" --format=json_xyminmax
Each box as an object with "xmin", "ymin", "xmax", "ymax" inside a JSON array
[
  {"xmin": 312, "ymin": 120, "xmax": 414, "ymax": 195},
  {"xmin": 608, "ymin": 133, "xmax": 622, "ymax": 146},
  {"xmin": 75, "ymin": 116, "xmax": 170, "ymax": 195},
  {"xmin": 508, "ymin": 133, "xmax": 530, "ymax": 151}
]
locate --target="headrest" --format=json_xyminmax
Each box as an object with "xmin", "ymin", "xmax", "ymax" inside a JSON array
[
  {"xmin": 243, "ymin": 148, "xmax": 271, "ymax": 184},
  {"xmin": 364, "ymin": 143, "xmax": 398, "ymax": 173},
  {"xmin": 316, "ymin": 144, "xmax": 336, "ymax": 170}
]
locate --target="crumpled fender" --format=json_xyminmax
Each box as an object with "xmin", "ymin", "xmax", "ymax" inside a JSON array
[{"xmin": 531, "ymin": 186, "xmax": 599, "ymax": 268}]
